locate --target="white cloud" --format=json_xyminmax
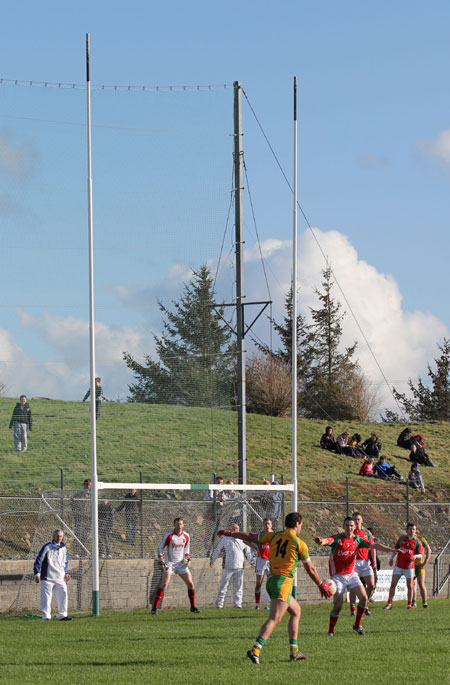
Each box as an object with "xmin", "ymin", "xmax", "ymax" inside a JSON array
[
  {"xmin": 2, "ymin": 231, "xmax": 448, "ymax": 414},
  {"xmin": 244, "ymin": 228, "xmax": 450, "ymax": 414},
  {"xmin": 418, "ymin": 129, "xmax": 450, "ymax": 165},
  {"xmin": 0, "ymin": 128, "xmax": 38, "ymax": 181}
]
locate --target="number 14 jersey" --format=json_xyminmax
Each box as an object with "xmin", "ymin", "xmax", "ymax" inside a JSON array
[{"xmin": 259, "ymin": 528, "xmax": 310, "ymax": 578}]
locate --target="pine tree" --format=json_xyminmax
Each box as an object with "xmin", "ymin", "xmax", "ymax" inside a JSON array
[
  {"xmin": 123, "ymin": 265, "xmax": 234, "ymax": 406},
  {"xmin": 301, "ymin": 266, "xmax": 377, "ymax": 420},
  {"xmin": 391, "ymin": 339, "xmax": 450, "ymax": 420}
]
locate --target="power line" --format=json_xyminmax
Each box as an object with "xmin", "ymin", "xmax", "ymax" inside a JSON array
[{"xmin": 241, "ymin": 88, "xmax": 405, "ymax": 420}]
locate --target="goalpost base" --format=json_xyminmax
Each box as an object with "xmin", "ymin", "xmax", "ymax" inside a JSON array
[{"xmin": 92, "ymin": 590, "xmax": 100, "ymax": 616}]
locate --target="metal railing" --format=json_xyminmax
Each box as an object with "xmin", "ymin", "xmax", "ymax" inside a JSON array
[{"xmin": 433, "ymin": 537, "xmax": 450, "ymax": 596}]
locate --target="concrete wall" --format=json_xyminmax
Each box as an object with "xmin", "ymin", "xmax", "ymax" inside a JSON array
[{"xmin": 1, "ymin": 555, "xmax": 447, "ymax": 614}]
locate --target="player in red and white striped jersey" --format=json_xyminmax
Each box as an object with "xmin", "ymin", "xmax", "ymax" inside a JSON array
[
  {"xmin": 254, "ymin": 517, "xmax": 272, "ymax": 609},
  {"xmin": 383, "ymin": 522, "xmax": 423, "ymax": 611},
  {"xmin": 151, "ymin": 517, "xmax": 199, "ymax": 614}
]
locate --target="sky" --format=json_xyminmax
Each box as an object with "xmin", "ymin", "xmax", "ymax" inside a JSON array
[{"xmin": 0, "ymin": 1, "xmax": 449, "ymax": 416}]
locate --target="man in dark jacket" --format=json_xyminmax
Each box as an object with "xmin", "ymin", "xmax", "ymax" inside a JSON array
[
  {"xmin": 117, "ymin": 488, "xmax": 140, "ymax": 545},
  {"xmin": 9, "ymin": 395, "xmax": 32, "ymax": 451},
  {"xmin": 83, "ymin": 377, "xmax": 103, "ymax": 419},
  {"xmin": 98, "ymin": 498, "xmax": 115, "ymax": 557}
]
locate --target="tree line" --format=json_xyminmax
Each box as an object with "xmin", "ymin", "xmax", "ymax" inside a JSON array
[{"xmin": 123, "ymin": 264, "xmax": 450, "ymax": 422}]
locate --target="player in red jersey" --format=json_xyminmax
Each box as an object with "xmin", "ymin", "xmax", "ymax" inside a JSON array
[
  {"xmin": 151, "ymin": 517, "xmax": 199, "ymax": 614},
  {"xmin": 315, "ymin": 516, "xmax": 394, "ymax": 635},
  {"xmin": 254, "ymin": 517, "xmax": 272, "ymax": 609},
  {"xmin": 383, "ymin": 522, "xmax": 423, "ymax": 611},
  {"xmin": 348, "ymin": 512, "xmax": 377, "ymax": 616}
]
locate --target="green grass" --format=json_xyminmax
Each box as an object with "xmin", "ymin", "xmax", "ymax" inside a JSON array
[
  {"xmin": 0, "ymin": 397, "xmax": 448, "ymax": 502},
  {"xmin": 1, "ymin": 601, "xmax": 448, "ymax": 683}
]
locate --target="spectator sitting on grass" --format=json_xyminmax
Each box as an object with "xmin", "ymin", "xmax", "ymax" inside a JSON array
[
  {"xmin": 320, "ymin": 426, "xmax": 336, "ymax": 451},
  {"xmin": 359, "ymin": 455, "xmax": 376, "ymax": 477},
  {"xmin": 409, "ymin": 434, "xmax": 435, "ymax": 467},
  {"xmin": 397, "ymin": 427, "xmax": 413, "ymax": 450},
  {"xmin": 335, "ymin": 430, "xmax": 351, "ymax": 455},
  {"xmin": 374, "ymin": 455, "xmax": 403, "ymax": 481},
  {"xmin": 407, "ymin": 463, "xmax": 425, "ymax": 493},
  {"xmin": 362, "ymin": 433, "xmax": 382, "ymax": 459},
  {"xmin": 348, "ymin": 433, "xmax": 367, "ymax": 458}
]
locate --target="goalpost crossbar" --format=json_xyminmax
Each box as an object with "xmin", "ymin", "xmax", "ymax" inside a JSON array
[{"xmin": 97, "ymin": 482, "xmax": 295, "ymax": 492}]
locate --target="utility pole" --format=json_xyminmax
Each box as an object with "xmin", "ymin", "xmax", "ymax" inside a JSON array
[{"xmin": 234, "ymin": 81, "xmax": 246, "ymax": 485}]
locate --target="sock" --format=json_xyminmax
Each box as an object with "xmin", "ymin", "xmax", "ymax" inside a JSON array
[
  {"xmin": 328, "ymin": 614, "xmax": 339, "ymax": 634},
  {"xmin": 350, "ymin": 604, "xmax": 356, "ymax": 612},
  {"xmin": 153, "ymin": 588, "xmax": 164, "ymax": 609},
  {"xmin": 412, "ymin": 600, "xmax": 417, "ymax": 607},
  {"xmin": 387, "ymin": 599, "xmax": 392, "ymax": 606},
  {"xmin": 289, "ymin": 639, "xmax": 298, "ymax": 654},
  {"xmin": 255, "ymin": 592, "xmax": 261, "ymax": 607},
  {"xmin": 252, "ymin": 636, "xmax": 265, "ymax": 656},
  {"xmin": 355, "ymin": 605, "xmax": 365, "ymax": 627},
  {"xmin": 407, "ymin": 601, "xmax": 412, "ymax": 608},
  {"xmin": 188, "ymin": 588, "xmax": 196, "ymax": 608}
]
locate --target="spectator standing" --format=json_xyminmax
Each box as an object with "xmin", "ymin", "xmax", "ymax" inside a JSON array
[
  {"xmin": 374, "ymin": 456, "xmax": 403, "ymax": 481},
  {"xmin": 320, "ymin": 426, "xmax": 336, "ymax": 451},
  {"xmin": 205, "ymin": 476, "xmax": 226, "ymax": 503},
  {"xmin": 9, "ymin": 394, "xmax": 32, "ymax": 452},
  {"xmin": 71, "ymin": 478, "xmax": 91, "ymax": 557},
  {"xmin": 34, "ymin": 529, "xmax": 72, "ymax": 621},
  {"xmin": 98, "ymin": 498, "xmax": 115, "ymax": 557},
  {"xmin": 210, "ymin": 523, "xmax": 255, "ymax": 608},
  {"xmin": 83, "ymin": 377, "xmax": 103, "ymax": 419},
  {"xmin": 117, "ymin": 488, "xmax": 139, "ymax": 545},
  {"xmin": 407, "ymin": 463, "xmax": 425, "ymax": 493}
]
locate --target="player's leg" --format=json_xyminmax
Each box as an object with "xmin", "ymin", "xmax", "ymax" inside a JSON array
[
  {"xmin": 360, "ymin": 567, "xmax": 375, "ymax": 614},
  {"xmin": 247, "ymin": 576, "xmax": 289, "ymax": 664},
  {"xmin": 54, "ymin": 581, "xmax": 69, "ymax": 620},
  {"xmin": 384, "ymin": 572, "xmax": 401, "ymax": 609},
  {"xmin": 351, "ymin": 582, "xmax": 368, "ymax": 634},
  {"xmin": 406, "ymin": 575, "xmax": 415, "ymax": 608},
  {"xmin": 328, "ymin": 588, "xmax": 344, "ymax": 635},
  {"xmin": 255, "ymin": 573, "xmax": 263, "ymax": 609},
  {"xmin": 286, "ymin": 596, "xmax": 307, "ymax": 660},
  {"xmin": 349, "ymin": 587, "xmax": 357, "ymax": 616},
  {"xmin": 179, "ymin": 569, "xmax": 199, "ymax": 612},
  {"xmin": 417, "ymin": 570, "xmax": 428, "ymax": 606},
  {"xmin": 40, "ymin": 580, "xmax": 53, "ymax": 620},
  {"xmin": 412, "ymin": 575, "xmax": 417, "ymax": 605},
  {"xmin": 232, "ymin": 568, "xmax": 244, "ymax": 608},
  {"xmin": 151, "ymin": 568, "xmax": 172, "ymax": 613}
]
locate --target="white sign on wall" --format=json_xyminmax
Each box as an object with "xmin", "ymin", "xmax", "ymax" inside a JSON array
[{"xmin": 371, "ymin": 569, "xmax": 408, "ymax": 602}]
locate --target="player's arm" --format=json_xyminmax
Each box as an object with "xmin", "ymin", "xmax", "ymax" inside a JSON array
[
  {"xmin": 313, "ymin": 535, "xmax": 334, "ymax": 546},
  {"xmin": 371, "ymin": 541, "xmax": 395, "ymax": 554},
  {"xmin": 218, "ymin": 530, "xmax": 259, "ymax": 545},
  {"xmin": 302, "ymin": 559, "xmax": 333, "ymax": 598},
  {"xmin": 422, "ymin": 540, "xmax": 432, "ymax": 566}
]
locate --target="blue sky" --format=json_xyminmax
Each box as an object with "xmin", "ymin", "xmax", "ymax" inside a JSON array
[{"xmin": 0, "ymin": 1, "xmax": 449, "ymax": 412}]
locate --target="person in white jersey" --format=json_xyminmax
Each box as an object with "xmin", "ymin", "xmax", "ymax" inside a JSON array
[{"xmin": 151, "ymin": 517, "xmax": 199, "ymax": 614}]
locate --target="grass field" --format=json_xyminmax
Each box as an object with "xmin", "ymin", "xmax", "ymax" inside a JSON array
[
  {"xmin": 0, "ymin": 397, "xmax": 449, "ymax": 502},
  {"xmin": 1, "ymin": 601, "xmax": 448, "ymax": 684}
]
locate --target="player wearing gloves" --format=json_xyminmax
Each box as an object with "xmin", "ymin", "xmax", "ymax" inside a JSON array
[
  {"xmin": 218, "ymin": 511, "xmax": 332, "ymax": 664},
  {"xmin": 151, "ymin": 517, "xmax": 199, "ymax": 614},
  {"xmin": 315, "ymin": 516, "xmax": 395, "ymax": 636},
  {"xmin": 383, "ymin": 522, "xmax": 423, "ymax": 611}
]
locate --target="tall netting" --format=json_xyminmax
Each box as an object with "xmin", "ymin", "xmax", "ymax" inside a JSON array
[
  {"xmin": 9, "ymin": 485, "xmax": 292, "ymax": 613},
  {"xmin": 0, "ymin": 81, "xmax": 267, "ymax": 490}
]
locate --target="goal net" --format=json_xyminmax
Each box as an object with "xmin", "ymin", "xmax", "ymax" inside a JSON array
[{"xmin": 10, "ymin": 482, "xmax": 293, "ymax": 614}]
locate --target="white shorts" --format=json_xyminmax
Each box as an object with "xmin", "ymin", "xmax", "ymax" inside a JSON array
[
  {"xmin": 332, "ymin": 571, "xmax": 363, "ymax": 594},
  {"xmin": 393, "ymin": 566, "xmax": 414, "ymax": 580},
  {"xmin": 255, "ymin": 558, "xmax": 270, "ymax": 576},
  {"xmin": 167, "ymin": 561, "xmax": 189, "ymax": 575},
  {"xmin": 356, "ymin": 559, "xmax": 374, "ymax": 579}
]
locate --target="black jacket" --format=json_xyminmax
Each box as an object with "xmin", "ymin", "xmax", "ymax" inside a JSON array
[{"xmin": 9, "ymin": 403, "xmax": 32, "ymax": 430}]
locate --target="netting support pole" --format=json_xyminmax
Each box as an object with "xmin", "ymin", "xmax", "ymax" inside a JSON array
[
  {"xmin": 291, "ymin": 77, "xmax": 298, "ymax": 599},
  {"xmin": 86, "ymin": 33, "xmax": 100, "ymax": 617},
  {"xmin": 233, "ymin": 81, "xmax": 246, "ymax": 488}
]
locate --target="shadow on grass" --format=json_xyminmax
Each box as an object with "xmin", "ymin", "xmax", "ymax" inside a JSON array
[{"xmin": 3, "ymin": 660, "xmax": 156, "ymax": 667}]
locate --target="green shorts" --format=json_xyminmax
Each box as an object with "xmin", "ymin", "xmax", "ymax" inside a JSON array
[{"xmin": 266, "ymin": 574, "xmax": 294, "ymax": 603}]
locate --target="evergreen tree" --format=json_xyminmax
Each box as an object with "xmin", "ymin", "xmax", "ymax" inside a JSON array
[
  {"xmin": 391, "ymin": 339, "xmax": 450, "ymax": 420},
  {"xmin": 301, "ymin": 267, "xmax": 376, "ymax": 420},
  {"xmin": 123, "ymin": 265, "xmax": 234, "ymax": 406}
]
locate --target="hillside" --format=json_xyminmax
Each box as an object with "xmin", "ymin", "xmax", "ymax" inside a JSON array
[{"xmin": 0, "ymin": 397, "xmax": 449, "ymax": 502}]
